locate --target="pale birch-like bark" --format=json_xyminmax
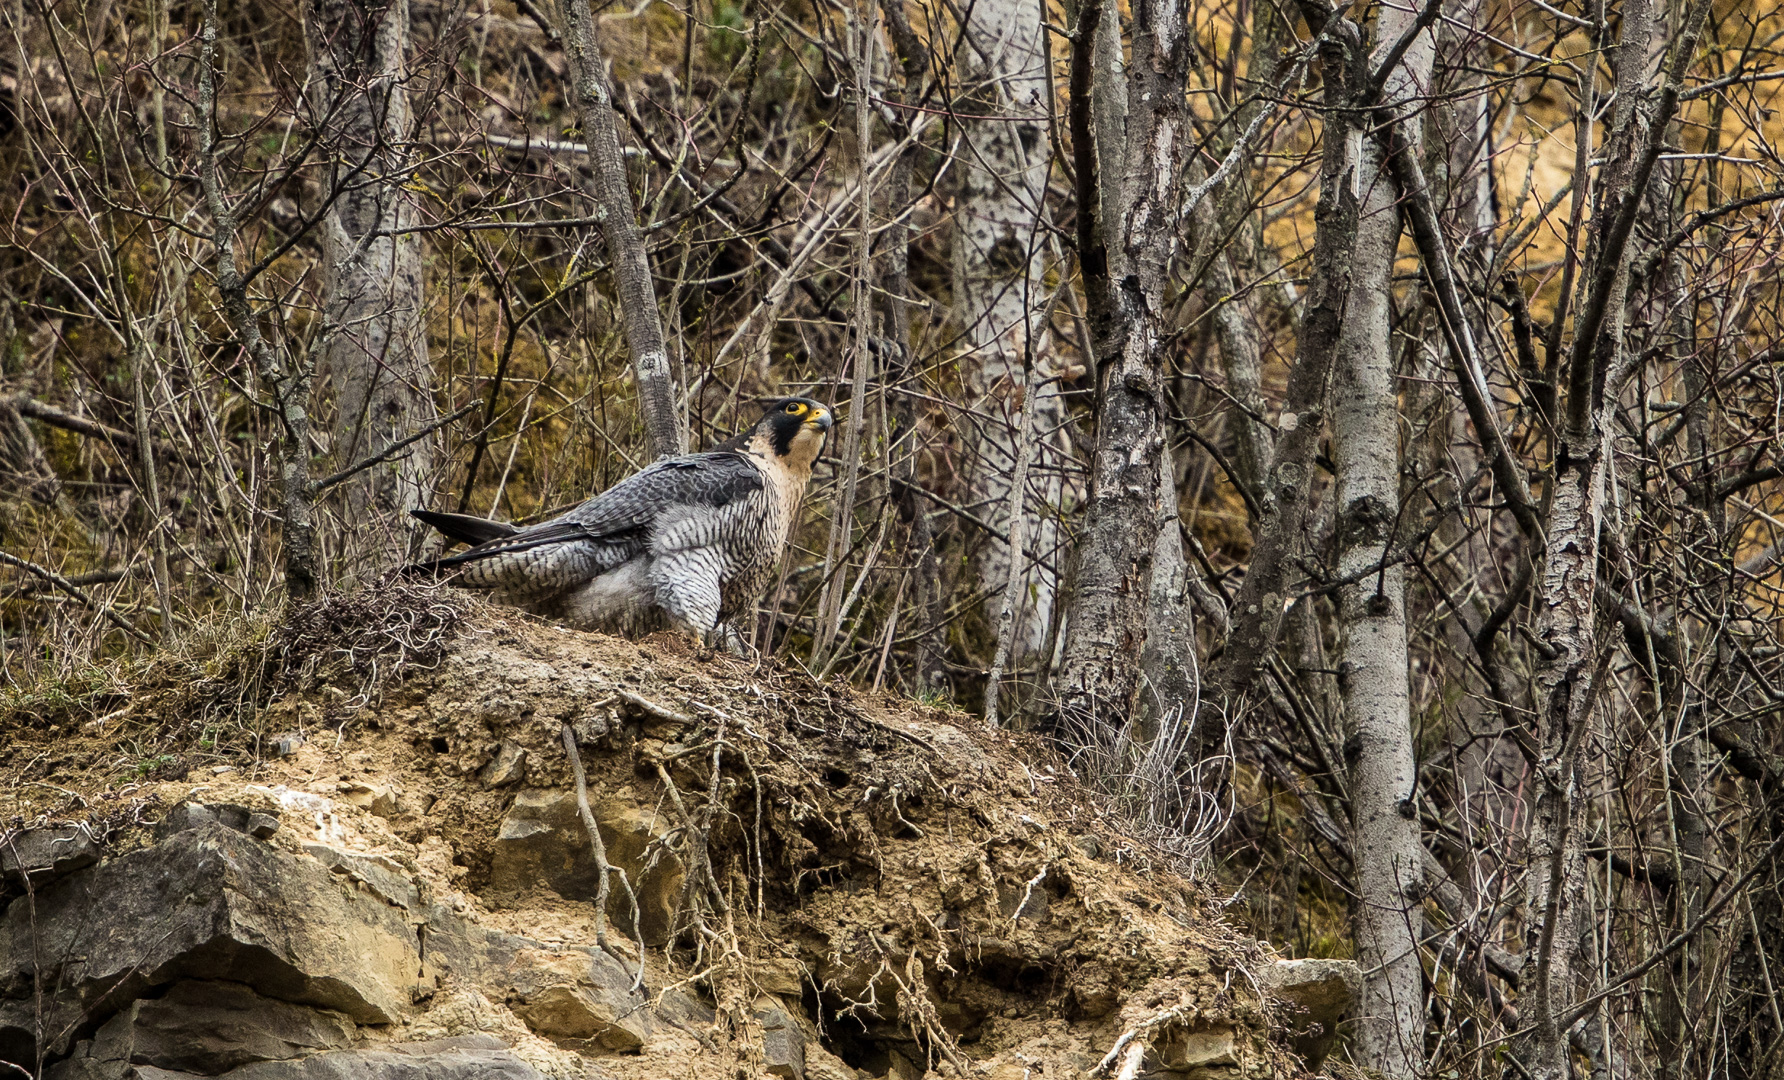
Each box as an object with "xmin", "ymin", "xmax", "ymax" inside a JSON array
[
  {"xmin": 953, "ymin": 0, "xmax": 1070, "ymax": 657},
  {"xmin": 1331, "ymin": 9, "xmax": 1436, "ymax": 1076},
  {"xmin": 303, "ymin": 0, "xmax": 439, "ymax": 559},
  {"xmin": 1055, "ymin": 0, "xmax": 1190, "ymax": 725},
  {"xmin": 557, "ymin": 0, "xmax": 683, "ymax": 460},
  {"xmin": 1523, "ymin": 1, "xmax": 1712, "ymax": 1074}
]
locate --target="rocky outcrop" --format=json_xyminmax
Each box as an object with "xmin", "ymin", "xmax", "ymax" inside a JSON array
[
  {"xmin": 0, "ymin": 805, "xmax": 654, "ymax": 1077},
  {"xmin": 1, "ymin": 607, "xmax": 1344, "ymax": 1080},
  {"xmin": 1, "ymin": 820, "xmax": 418, "ymax": 1054},
  {"xmin": 55, "ymin": 1034, "xmax": 551, "ymax": 1079}
]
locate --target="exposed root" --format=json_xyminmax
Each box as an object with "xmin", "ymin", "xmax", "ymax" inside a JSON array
[
  {"xmin": 561, "ymin": 722, "xmax": 645, "ymax": 988},
  {"xmin": 617, "ymin": 689, "xmax": 692, "ymax": 726},
  {"xmin": 1091, "ymin": 1003, "xmax": 1197, "ymax": 1077}
]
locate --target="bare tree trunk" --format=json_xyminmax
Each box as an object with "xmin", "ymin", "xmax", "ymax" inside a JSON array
[
  {"xmin": 881, "ymin": 0, "xmax": 946, "ymax": 696},
  {"xmin": 1523, "ymin": 1, "xmax": 1712, "ymax": 1074},
  {"xmin": 953, "ymin": 0, "xmax": 1068, "ymax": 658},
  {"xmin": 303, "ymin": 0, "xmax": 438, "ymax": 563},
  {"xmin": 1202, "ymin": 19, "xmax": 1362, "ymax": 741},
  {"xmin": 199, "ymin": 0, "xmax": 318, "ymax": 599},
  {"xmin": 557, "ymin": 0, "xmax": 683, "ymax": 460},
  {"xmin": 1055, "ymin": 0, "xmax": 1190, "ymax": 727},
  {"xmin": 1139, "ymin": 444, "xmax": 1196, "ymax": 731},
  {"xmin": 813, "ymin": 0, "xmax": 881, "ymax": 666},
  {"xmin": 1195, "ymin": 0, "xmax": 1285, "ymax": 496},
  {"xmin": 1332, "ymin": 6, "xmax": 1436, "ymax": 1074}
]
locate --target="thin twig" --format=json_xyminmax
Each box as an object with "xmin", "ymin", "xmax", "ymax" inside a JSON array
[{"xmin": 310, "ymin": 403, "xmax": 478, "ymax": 497}]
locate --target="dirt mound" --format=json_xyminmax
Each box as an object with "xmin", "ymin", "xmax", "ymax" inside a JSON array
[{"xmin": 0, "ymin": 588, "xmax": 1332, "ymax": 1079}]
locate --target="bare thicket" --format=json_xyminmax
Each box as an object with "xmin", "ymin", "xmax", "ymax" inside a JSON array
[{"xmin": 3, "ymin": 0, "xmax": 1784, "ymax": 1074}]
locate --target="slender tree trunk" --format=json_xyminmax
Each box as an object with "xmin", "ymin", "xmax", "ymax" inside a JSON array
[
  {"xmin": 557, "ymin": 0, "xmax": 683, "ymax": 460},
  {"xmin": 1195, "ymin": 0, "xmax": 1285, "ymax": 496},
  {"xmin": 303, "ymin": 0, "xmax": 438, "ymax": 563},
  {"xmin": 1523, "ymin": 1, "xmax": 1718, "ymax": 1074},
  {"xmin": 1332, "ymin": 7, "xmax": 1436, "ymax": 1075},
  {"xmin": 953, "ymin": 0, "xmax": 1068, "ymax": 658},
  {"xmin": 1055, "ymin": 0, "xmax": 1190, "ymax": 727},
  {"xmin": 199, "ymin": 0, "xmax": 318, "ymax": 598},
  {"xmin": 1202, "ymin": 19, "xmax": 1362, "ymax": 743},
  {"xmin": 881, "ymin": 0, "xmax": 945, "ymax": 696}
]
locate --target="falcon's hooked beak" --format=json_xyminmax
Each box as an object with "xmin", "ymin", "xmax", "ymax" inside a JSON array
[{"xmin": 804, "ymin": 406, "xmax": 834, "ymax": 434}]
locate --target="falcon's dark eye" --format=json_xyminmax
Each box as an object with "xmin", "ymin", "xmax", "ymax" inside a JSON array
[{"xmin": 785, "ymin": 402, "xmax": 803, "ymax": 414}]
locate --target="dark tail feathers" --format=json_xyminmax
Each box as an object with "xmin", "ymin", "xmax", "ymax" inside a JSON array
[{"xmin": 412, "ymin": 509, "xmax": 520, "ymax": 547}]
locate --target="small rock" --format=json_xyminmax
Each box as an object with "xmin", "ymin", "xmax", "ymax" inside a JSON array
[
  {"xmin": 154, "ymin": 801, "xmax": 220, "ymax": 839},
  {"xmin": 571, "ymin": 712, "xmax": 611, "ymax": 745},
  {"xmin": 757, "ymin": 1006, "xmax": 806, "ymax": 1080},
  {"xmin": 271, "ymin": 732, "xmax": 306, "ymax": 757},
  {"xmin": 210, "ymin": 804, "xmax": 255, "ymax": 831},
  {"xmin": 0, "ymin": 823, "xmax": 99, "ymax": 888},
  {"xmin": 748, "ymin": 957, "xmax": 805, "ymax": 996},
  {"xmin": 247, "ymin": 813, "xmax": 281, "ymax": 840},
  {"xmin": 1071, "ymin": 833, "xmax": 1102, "ymax": 859},
  {"xmin": 1155, "ymin": 1024, "xmax": 1237, "ymax": 1070},
  {"xmin": 212, "ymin": 766, "xmax": 236, "ymax": 775},
  {"xmin": 478, "ymin": 740, "xmax": 528, "ymax": 788},
  {"xmin": 1258, "ymin": 957, "xmax": 1359, "ymax": 1069},
  {"xmin": 304, "ymin": 844, "xmax": 418, "ymax": 911},
  {"xmin": 507, "ymin": 947, "xmax": 651, "ymax": 1051},
  {"xmin": 337, "ymin": 782, "xmax": 397, "ymax": 818}
]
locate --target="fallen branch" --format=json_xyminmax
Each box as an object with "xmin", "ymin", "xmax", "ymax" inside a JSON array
[
  {"xmin": 618, "ymin": 689, "xmax": 693, "ymax": 726},
  {"xmin": 1091, "ymin": 1004, "xmax": 1195, "ymax": 1077},
  {"xmin": 0, "ymin": 551, "xmax": 153, "ymax": 645},
  {"xmin": 12, "ymin": 395, "xmax": 201, "ymax": 467},
  {"xmin": 0, "ymin": 567, "xmax": 126, "ymax": 601}
]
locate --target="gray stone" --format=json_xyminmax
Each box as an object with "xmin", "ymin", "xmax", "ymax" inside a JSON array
[
  {"xmin": 1257, "ymin": 957, "xmax": 1358, "ymax": 1069},
  {"xmin": 72, "ymin": 980, "xmax": 353, "ymax": 1074},
  {"xmin": 247, "ymin": 814, "xmax": 281, "ymax": 840},
  {"xmin": 301, "ymin": 844, "xmax": 418, "ymax": 911},
  {"xmin": 0, "ymin": 822, "xmax": 420, "ymax": 1055},
  {"xmin": 336, "ymin": 784, "xmax": 396, "ymax": 818},
  {"xmin": 478, "ymin": 740, "xmax": 528, "ymax": 787},
  {"xmin": 0, "ymin": 823, "xmax": 99, "ymax": 887},
  {"xmin": 757, "ymin": 1006, "xmax": 805, "ymax": 1080},
  {"xmin": 270, "ymin": 733, "xmax": 306, "ymax": 757},
  {"xmin": 133, "ymin": 1036, "xmax": 547, "ymax": 1080}
]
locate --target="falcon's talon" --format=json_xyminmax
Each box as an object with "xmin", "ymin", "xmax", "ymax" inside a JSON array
[{"xmin": 406, "ymin": 398, "xmax": 833, "ymax": 636}]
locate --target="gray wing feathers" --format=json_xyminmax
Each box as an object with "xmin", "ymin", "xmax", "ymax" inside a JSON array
[{"xmin": 420, "ymin": 452, "xmax": 767, "ymax": 599}]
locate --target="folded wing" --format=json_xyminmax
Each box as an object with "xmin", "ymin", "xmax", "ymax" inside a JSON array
[{"xmin": 408, "ymin": 451, "xmax": 767, "ymax": 599}]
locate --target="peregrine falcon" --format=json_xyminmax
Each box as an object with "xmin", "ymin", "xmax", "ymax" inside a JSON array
[{"xmin": 409, "ymin": 397, "xmax": 833, "ymax": 636}]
